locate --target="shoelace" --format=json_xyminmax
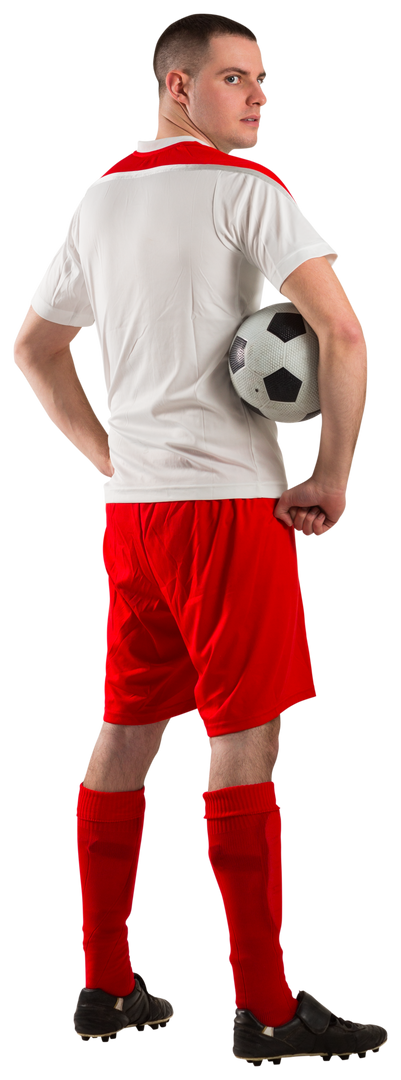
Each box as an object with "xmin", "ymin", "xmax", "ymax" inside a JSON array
[{"xmin": 330, "ymin": 1012, "xmax": 357, "ymax": 1029}]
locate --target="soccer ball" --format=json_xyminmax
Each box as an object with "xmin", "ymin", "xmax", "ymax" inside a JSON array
[{"xmin": 228, "ymin": 302, "xmax": 320, "ymax": 423}]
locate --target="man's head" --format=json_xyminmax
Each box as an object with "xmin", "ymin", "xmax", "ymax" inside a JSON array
[{"xmin": 153, "ymin": 14, "xmax": 266, "ymax": 154}]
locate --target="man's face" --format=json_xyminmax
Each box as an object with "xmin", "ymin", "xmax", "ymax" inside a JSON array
[{"xmin": 185, "ymin": 35, "xmax": 267, "ymax": 153}]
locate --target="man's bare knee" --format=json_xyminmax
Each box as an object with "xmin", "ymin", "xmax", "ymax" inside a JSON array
[
  {"xmin": 84, "ymin": 717, "xmax": 170, "ymax": 791},
  {"xmin": 208, "ymin": 715, "xmax": 280, "ymax": 790}
]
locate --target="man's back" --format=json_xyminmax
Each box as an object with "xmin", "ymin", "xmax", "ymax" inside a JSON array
[{"xmin": 31, "ymin": 135, "xmax": 337, "ymax": 503}]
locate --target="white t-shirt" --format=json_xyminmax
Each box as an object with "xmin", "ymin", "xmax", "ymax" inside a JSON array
[{"xmin": 31, "ymin": 136, "xmax": 338, "ymax": 503}]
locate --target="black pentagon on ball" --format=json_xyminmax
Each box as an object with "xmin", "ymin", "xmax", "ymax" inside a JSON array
[
  {"xmin": 228, "ymin": 335, "xmax": 247, "ymax": 373},
  {"xmin": 264, "ymin": 366, "xmax": 302, "ymax": 402},
  {"xmin": 267, "ymin": 312, "xmax": 306, "ymax": 342}
]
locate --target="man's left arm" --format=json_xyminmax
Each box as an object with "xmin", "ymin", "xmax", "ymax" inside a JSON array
[{"xmin": 278, "ymin": 254, "xmax": 369, "ymax": 488}]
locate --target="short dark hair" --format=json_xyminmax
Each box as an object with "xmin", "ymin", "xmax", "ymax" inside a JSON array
[{"xmin": 153, "ymin": 14, "xmax": 257, "ymax": 99}]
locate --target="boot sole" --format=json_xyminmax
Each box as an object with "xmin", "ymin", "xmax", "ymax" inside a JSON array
[
  {"xmin": 77, "ymin": 1014, "xmax": 173, "ymax": 1040},
  {"xmin": 231, "ymin": 1032, "xmax": 391, "ymax": 1067}
]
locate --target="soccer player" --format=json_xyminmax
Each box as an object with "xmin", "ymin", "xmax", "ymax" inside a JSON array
[{"xmin": 14, "ymin": 13, "xmax": 387, "ymax": 1063}]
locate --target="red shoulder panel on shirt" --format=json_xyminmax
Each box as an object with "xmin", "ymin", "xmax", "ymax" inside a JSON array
[{"xmin": 101, "ymin": 140, "xmax": 294, "ymax": 199}]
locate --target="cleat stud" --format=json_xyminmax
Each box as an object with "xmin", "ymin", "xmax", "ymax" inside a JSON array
[
  {"xmin": 339, "ymin": 1055, "xmax": 350, "ymax": 1060},
  {"xmin": 322, "ymin": 1055, "xmax": 332, "ymax": 1061},
  {"xmin": 110, "ymin": 1032, "xmax": 117, "ymax": 1039},
  {"xmin": 372, "ymin": 1048, "xmax": 379, "ymax": 1053},
  {"xmin": 150, "ymin": 1023, "xmax": 159, "ymax": 1029},
  {"xmin": 137, "ymin": 1024, "xmax": 144, "ymax": 1031},
  {"xmin": 101, "ymin": 1035, "xmax": 109, "ymax": 1042},
  {"xmin": 273, "ymin": 1061, "xmax": 281, "ymax": 1066},
  {"xmin": 81, "ymin": 1036, "xmax": 90, "ymax": 1041},
  {"xmin": 357, "ymin": 1052, "xmax": 366, "ymax": 1058},
  {"xmin": 159, "ymin": 1021, "xmax": 167, "ymax": 1027},
  {"xmin": 253, "ymin": 1062, "xmax": 262, "ymax": 1067}
]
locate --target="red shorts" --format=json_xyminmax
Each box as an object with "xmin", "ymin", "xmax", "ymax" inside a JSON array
[{"xmin": 102, "ymin": 499, "xmax": 316, "ymax": 738}]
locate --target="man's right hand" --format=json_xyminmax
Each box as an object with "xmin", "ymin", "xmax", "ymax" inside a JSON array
[{"xmin": 273, "ymin": 478, "xmax": 346, "ymax": 536}]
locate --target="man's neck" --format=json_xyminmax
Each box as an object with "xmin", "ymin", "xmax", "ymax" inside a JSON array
[
  {"xmin": 155, "ymin": 118, "xmax": 209, "ymax": 144},
  {"xmin": 153, "ymin": 101, "xmax": 217, "ymax": 149}
]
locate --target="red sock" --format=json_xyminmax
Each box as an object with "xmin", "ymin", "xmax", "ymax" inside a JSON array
[
  {"xmin": 203, "ymin": 781, "xmax": 298, "ymax": 1027},
  {"xmin": 76, "ymin": 782, "xmax": 145, "ymax": 995}
]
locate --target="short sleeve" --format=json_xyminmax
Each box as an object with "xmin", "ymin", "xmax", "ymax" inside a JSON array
[
  {"xmin": 28, "ymin": 187, "xmax": 95, "ymax": 326},
  {"xmin": 213, "ymin": 169, "xmax": 338, "ymax": 292}
]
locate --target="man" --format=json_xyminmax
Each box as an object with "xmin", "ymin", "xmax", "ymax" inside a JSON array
[{"xmin": 14, "ymin": 13, "xmax": 386, "ymax": 1064}]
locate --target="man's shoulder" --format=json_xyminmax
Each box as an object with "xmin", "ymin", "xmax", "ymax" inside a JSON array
[{"xmin": 92, "ymin": 141, "xmax": 293, "ymax": 200}]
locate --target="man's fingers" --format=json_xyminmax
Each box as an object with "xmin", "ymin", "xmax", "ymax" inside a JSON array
[
  {"xmin": 276, "ymin": 503, "xmax": 329, "ymax": 536},
  {"xmin": 275, "ymin": 501, "xmax": 337, "ymax": 536}
]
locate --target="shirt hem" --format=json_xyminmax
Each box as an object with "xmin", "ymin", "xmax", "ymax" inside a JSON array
[{"xmin": 104, "ymin": 480, "xmax": 288, "ymax": 503}]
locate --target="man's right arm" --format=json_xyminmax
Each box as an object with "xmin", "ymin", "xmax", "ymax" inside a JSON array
[{"xmin": 14, "ymin": 306, "xmax": 114, "ymax": 477}]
